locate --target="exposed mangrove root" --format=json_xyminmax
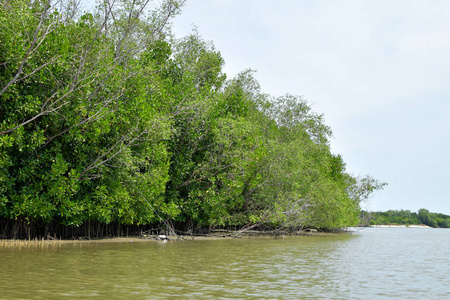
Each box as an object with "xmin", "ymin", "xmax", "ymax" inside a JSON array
[{"xmin": 0, "ymin": 216, "xmax": 330, "ymax": 241}]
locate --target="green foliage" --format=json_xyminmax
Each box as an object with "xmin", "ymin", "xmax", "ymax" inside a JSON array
[
  {"xmin": 363, "ymin": 209, "xmax": 450, "ymax": 228},
  {"xmin": 0, "ymin": 0, "xmax": 386, "ymax": 233}
]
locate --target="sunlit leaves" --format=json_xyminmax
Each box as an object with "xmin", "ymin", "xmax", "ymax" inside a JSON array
[{"xmin": 0, "ymin": 0, "xmax": 385, "ymax": 232}]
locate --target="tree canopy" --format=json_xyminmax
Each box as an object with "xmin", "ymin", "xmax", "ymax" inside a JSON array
[
  {"xmin": 0, "ymin": 0, "xmax": 386, "ymax": 238},
  {"xmin": 362, "ymin": 209, "xmax": 450, "ymax": 228}
]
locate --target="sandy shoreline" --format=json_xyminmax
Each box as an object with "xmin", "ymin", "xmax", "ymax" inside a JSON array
[{"xmin": 369, "ymin": 224, "xmax": 432, "ymax": 228}]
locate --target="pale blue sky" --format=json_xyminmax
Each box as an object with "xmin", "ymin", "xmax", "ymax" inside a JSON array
[{"xmin": 172, "ymin": 0, "xmax": 450, "ymax": 214}]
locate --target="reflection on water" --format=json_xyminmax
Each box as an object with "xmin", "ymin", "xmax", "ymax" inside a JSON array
[{"xmin": 1, "ymin": 228, "xmax": 449, "ymax": 299}]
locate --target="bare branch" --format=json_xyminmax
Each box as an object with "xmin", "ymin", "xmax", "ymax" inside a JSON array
[{"xmin": 0, "ymin": 0, "xmax": 52, "ymax": 97}]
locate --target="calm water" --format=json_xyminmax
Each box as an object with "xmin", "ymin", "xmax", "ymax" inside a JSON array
[{"xmin": 1, "ymin": 228, "xmax": 449, "ymax": 299}]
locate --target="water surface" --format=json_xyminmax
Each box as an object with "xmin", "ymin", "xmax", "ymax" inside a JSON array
[{"xmin": 1, "ymin": 228, "xmax": 449, "ymax": 299}]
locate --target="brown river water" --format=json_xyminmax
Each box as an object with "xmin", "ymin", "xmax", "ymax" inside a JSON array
[{"xmin": 0, "ymin": 227, "xmax": 449, "ymax": 299}]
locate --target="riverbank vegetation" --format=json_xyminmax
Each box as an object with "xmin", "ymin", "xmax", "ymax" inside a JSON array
[
  {"xmin": 361, "ymin": 209, "xmax": 450, "ymax": 228},
  {"xmin": 0, "ymin": 0, "xmax": 386, "ymax": 239}
]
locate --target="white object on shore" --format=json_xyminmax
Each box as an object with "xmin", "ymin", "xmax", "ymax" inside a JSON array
[{"xmin": 157, "ymin": 235, "xmax": 170, "ymax": 241}]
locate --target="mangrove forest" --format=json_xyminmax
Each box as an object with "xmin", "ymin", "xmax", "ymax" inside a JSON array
[
  {"xmin": 0, "ymin": 0, "xmax": 386, "ymax": 239},
  {"xmin": 361, "ymin": 209, "xmax": 450, "ymax": 228}
]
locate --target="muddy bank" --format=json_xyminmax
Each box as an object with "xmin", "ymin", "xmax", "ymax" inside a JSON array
[{"xmin": 0, "ymin": 228, "xmax": 349, "ymax": 247}]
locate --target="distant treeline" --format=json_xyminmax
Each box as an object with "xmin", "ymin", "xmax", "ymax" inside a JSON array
[
  {"xmin": 1, "ymin": 0, "xmax": 385, "ymax": 239},
  {"xmin": 361, "ymin": 209, "xmax": 450, "ymax": 228}
]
